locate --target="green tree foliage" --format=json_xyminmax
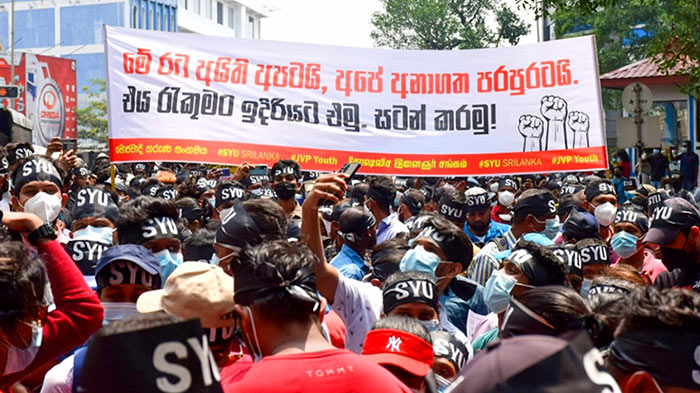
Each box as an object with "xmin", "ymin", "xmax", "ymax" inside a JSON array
[
  {"xmin": 76, "ymin": 78, "xmax": 108, "ymax": 146},
  {"xmin": 551, "ymin": 1, "xmax": 658, "ymax": 108},
  {"xmin": 517, "ymin": 0, "xmax": 700, "ymax": 99},
  {"xmin": 370, "ymin": 0, "xmax": 530, "ymax": 50}
]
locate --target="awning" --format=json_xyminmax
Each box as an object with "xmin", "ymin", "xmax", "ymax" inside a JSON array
[{"xmin": 600, "ymin": 56, "xmax": 691, "ymax": 89}]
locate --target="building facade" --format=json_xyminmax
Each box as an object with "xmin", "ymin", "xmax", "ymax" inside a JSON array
[{"xmin": 0, "ymin": 0, "xmax": 266, "ymax": 102}]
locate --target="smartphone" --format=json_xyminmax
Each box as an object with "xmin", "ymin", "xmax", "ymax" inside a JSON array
[
  {"xmin": 221, "ymin": 168, "xmax": 231, "ymax": 177},
  {"xmin": 339, "ymin": 163, "xmax": 361, "ymax": 183},
  {"xmin": 61, "ymin": 138, "xmax": 78, "ymax": 152},
  {"xmin": 249, "ymin": 165, "xmax": 270, "ymax": 185}
]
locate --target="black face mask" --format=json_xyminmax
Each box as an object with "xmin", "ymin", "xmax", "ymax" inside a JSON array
[
  {"xmin": 274, "ymin": 182, "xmax": 296, "ymax": 201},
  {"xmin": 660, "ymin": 242, "xmax": 697, "ymax": 271}
]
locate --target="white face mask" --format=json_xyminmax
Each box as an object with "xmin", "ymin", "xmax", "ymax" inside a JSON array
[
  {"xmin": 593, "ymin": 202, "xmax": 617, "ymax": 227},
  {"xmin": 72, "ymin": 225, "xmax": 115, "ymax": 245},
  {"xmin": 3, "ymin": 320, "xmax": 43, "ymax": 375},
  {"xmin": 498, "ymin": 191, "xmax": 515, "ymax": 207},
  {"xmin": 21, "ymin": 192, "xmax": 62, "ymax": 223},
  {"xmin": 489, "ymin": 182, "xmax": 499, "ymax": 193},
  {"xmin": 102, "ymin": 302, "xmax": 139, "ymax": 325}
]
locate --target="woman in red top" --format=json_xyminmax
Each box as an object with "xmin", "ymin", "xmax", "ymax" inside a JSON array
[{"xmin": 0, "ymin": 212, "xmax": 103, "ymax": 392}]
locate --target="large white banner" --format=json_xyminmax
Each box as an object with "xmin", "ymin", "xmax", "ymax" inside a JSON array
[{"xmin": 105, "ymin": 26, "xmax": 607, "ymax": 175}]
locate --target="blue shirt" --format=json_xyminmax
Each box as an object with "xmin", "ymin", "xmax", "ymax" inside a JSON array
[
  {"xmin": 376, "ymin": 213, "xmax": 409, "ymax": 245},
  {"xmin": 464, "ymin": 221, "xmax": 511, "ymax": 246},
  {"xmin": 330, "ymin": 245, "xmax": 367, "ymax": 281},
  {"xmin": 440, "ymin": 284, "xmax": 488, "ymax": 335}
]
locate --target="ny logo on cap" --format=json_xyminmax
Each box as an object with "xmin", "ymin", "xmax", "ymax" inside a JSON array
[{"xmin": 386, "ymin": 336, "xmax": 402, "ymax": 352}]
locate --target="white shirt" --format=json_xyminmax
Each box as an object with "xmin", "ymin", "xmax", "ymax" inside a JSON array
[
  {"xmin": 40, "ymin": 354, "xmax": 74, "ymax": 393},
  {"xmin": 333, "ymin": 275, "xmax": 471, "ymax": 358},
  {"xmin": 0, "ymin": 191, "xmax": 11, "ymax": 212}
]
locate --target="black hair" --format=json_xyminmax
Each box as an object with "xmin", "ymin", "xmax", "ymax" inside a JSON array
[
  {"xmin": 372, "ymin": 315, "xmax": 432, "ymax": 344},
  {"xmin": 349, "ymin": 182, "xmax": 369, "ymax": 202},
  {"xmin": 139, "ymin": 178, "xmax": 163, "ymax": 196},
  {"xmin": 512, "ymin": 241, "xmax": 569, "ymax": 287},
  {"xmin": 270, "ymin": 159, "xmax": 301, "ymax": 180},
  {"xmin": 617, "ymin": 286, "xmax": 700, "ymax": 334},
  {"xmin": 115, "ymin": 196, "xmax": 179, "ymax": 243},
  {"xmin": 0, "ymin": 242, "xmax": 46, "ymax": 327},
  {"xmin": 176, "ymin": 197, "xmax": 213, "ymax": 228},
  {"xmin": 98, "ymin": 311, "xmax": 183, "ymax": 336},
  {"xmin": 177, "ymin": 176, "xmax": 204, "ymax": 199},
  {"xmin": 512, "ymin": 189, "xmax": 551, "ymax": 224},
  {"xmin": 514, "ymin": 286, "xmax": 591, "ymax": 335},
  {"xmin": 233, "ymin": 240, "xmax": 319, "ymax": 324},
  {"xmin": 372, "ymin": 237, "xmax": 408, "ymax": 265},
  {"xmin": 243, "ymin": 199, "xmax": 288, "ymax": 243},
  {"xmin": 402, "ymin": 189, "xmax": 427, "ymax": 215},
  {"xmin": 367, "ymin": 176, "xmax": 397, "ymax": 213},
  {"xmin": 412, "ymin": 213, "xmax": 473, "ymax": 271},
  {"xmin": 183, "ymin": 228, "xmax": 216, "ymax": 262}
]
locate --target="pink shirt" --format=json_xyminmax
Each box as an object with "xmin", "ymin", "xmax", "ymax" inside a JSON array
[{"xmin": 612, "ymin": 249, "xmax": 667, "ymax": 282}]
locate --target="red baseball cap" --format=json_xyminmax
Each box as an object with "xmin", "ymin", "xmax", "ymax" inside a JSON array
[{"xmin": 361, "ymin": 329, "xmax": 434, "ymax": 377}]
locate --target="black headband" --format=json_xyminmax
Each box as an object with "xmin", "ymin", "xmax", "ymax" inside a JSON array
[
  {"xmin": 95, "ymin": 261, "xmax": 161, "ymax": 290},
  {"xmin": 215, "ymin": 185, "xmax": 248, "ymax": 208},
  {"xmin": 508, "ymin": 249, "xmax": 552, "ymax": 287},
  {"xmin": 513, "ymin": 193, "xmax": 556, "ymax": 218},
  {"xmin": 431, "ymin": 331, "xmax": 470, "ymax": 371},
  {"xmin": 465, "ymin": 192, "xmax": 490, "ymax": 212},
  {"xmin": 215, "ymin": 200, "xmax": 262, "ymax": 248},
  {"xmin": 414, "ymin": 226, "xmax": 469, "ymax": 265},
  {"xmin": 499, "ymin": 178, "xmax": 519, "ymax": 190},
  {"xmin": 196, "ymin": 177, "xmax": 217, "ymax": 194},
  {"xmin": 585, "ymin": 181, "xmax": 616, "ymax": 201},
  {"xmin": 120, "ymin": 216, "xmax": 178, "ymax": 245},
  {"xmin": 609, "ymin": 329, "xmax": 700, "ymax": 390},
  {"xmin": 179, "ymin": 204, "xmax": 206, "ymax": 222},
  {"xmin": 578, "ymin": 243, "xmax": 609, "ymax": 265},
  {"xmin": 560, "ymin": 184, "xmax": 583, "ymax": 196},
  {"xmin": 438, "ymin": 196, "xmax": 468, "ymax": 223},
  {"xmin": 0, "ymin": 156, "xmax": 8, "ymax": 174},
  {"xmin": 233, "ymin": 261, "xmax": 318, "ymax": 309},
  {"xmin": 12, "ymin": 157, "xmax": 63, "ymax": 195},
  {"xmin": 272, "ymin": 165, "xmax": 300, "ymax": 180},
  {"xmin": 549, "ymin": 245, "xmax": 582, "ymax": 278},
  {"xmin": 64, "ymin": 240, "xmax": 110, "ymax": 276},
  {"xmin": 614, "ymin": 208, "xmax": 649, "ymax": 233},
  {"xmin": 72, "ymin": 188, "xmax": 119, "ymax": 223},
  {"xmin": 365, "ymin": 261, "xmax": 402, "ymax": 283},
  {"xmin": 501, "ymin": 297, "xmax": 557, "ymax": 338},
  {"xmin": 588, "ymin": 284, "xmax": 630, "ymax": 297},
  {"xmin": 401, "ymin": 194, "xmax": 424, "ymax": 215},
  {"xmin": 382, "ymin": 278, "xmax": 439, "ymax": 314},
  {"xmin": 156, "ymin": 187, "xmax": 178, "ymax": 200},
  {"xmin": 8, "ymin": 146, "xmax": 33, "ymax": 165}
]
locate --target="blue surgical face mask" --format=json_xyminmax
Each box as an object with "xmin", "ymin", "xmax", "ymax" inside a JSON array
[
  {"xmin": 72, "ymin": 225, "xmax": 115, "ymax": 245},
  {"xmin": 399, "ymin": 245, "xmax": 442, "ymax": 276},
  {"xmin": 483, "ymin": 270, "xmax": 517, "ymax": 314},
  {"xmin": 418, "ymin": 319, "xmax": 439, "ymax": 332},
  {"xmin": 542, "ymin": 217, "xmax": 561, "ymax": 240},
  {"xmin": 153, "ymin": 249, "xmax": 183, "ymax": 282},
  {"xmin": 581, "ymin": 278, "xmax": 592, "ymax": 298},
  {"xmin": 102, "ymin": 302, "xmax": 139, "ymax": 325},
  {"xmin": 3, "ymin": 320, "xmax": 43, "ymax": 375},
  {"xmin": 611, "ymin": 231, "xmax": 640, "ymax": 259},
  {"xmin": 210, "ymin": 253, "xmax": 220, "ymax": 266},
  {"xmin": 208, "ymin": 198, "xmax": 216, "ymax": 207}
]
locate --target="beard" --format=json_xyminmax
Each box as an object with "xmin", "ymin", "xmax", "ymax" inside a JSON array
[{"xmin": 469, "ymin": 221, "xmax": 489, "ymax": 233}]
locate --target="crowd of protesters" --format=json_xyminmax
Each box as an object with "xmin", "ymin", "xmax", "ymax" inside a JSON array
[{"xmin": 0, "ymin": 138, "xmax": 698, "ymax": 393}]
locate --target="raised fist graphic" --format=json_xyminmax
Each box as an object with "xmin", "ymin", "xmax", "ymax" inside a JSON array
[
  {"xmin": 540, "ymin": 96, "xmax": 568, "ymax": 150},
  {"xmin": 567, "ymin": 111, "xmax": 590, "ymax": 148},
  {"xmin": 518, "ymin": 115, "xmax": 544, "ymax": 152}
]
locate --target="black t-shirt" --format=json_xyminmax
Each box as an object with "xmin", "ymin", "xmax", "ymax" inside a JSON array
[
  {"xmin": 648, "ymin": 154, "xmax": 669, "ymax": 181},
  {"xmin": 654, "ymin": 265, "xmax": 700, "ymax": 292}
]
